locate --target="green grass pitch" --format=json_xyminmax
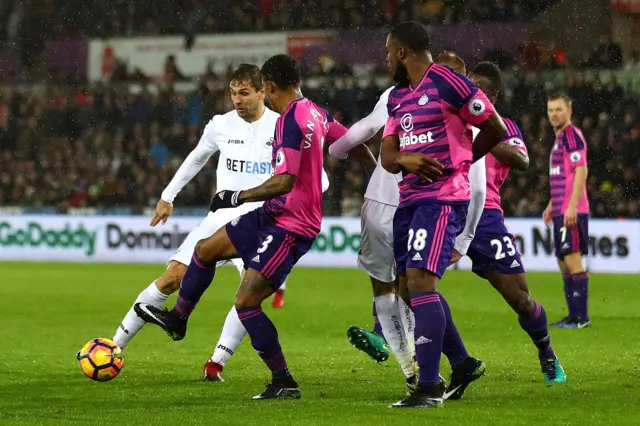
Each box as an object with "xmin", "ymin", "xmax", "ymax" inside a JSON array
[{"xmin": 1, "ymin": 263, "xmax": 639, "ymax": 425}]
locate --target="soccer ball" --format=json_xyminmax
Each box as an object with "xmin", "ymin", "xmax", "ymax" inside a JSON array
[{"xmin": 77, "ymin": 338, "xmax": 124, "ymax": 381}]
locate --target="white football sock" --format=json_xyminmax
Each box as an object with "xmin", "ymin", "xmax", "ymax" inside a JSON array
[
  {"xmin": 279, "ymin": 280, "xmax": 286, "ymax": 291},
  {"xmin": 113, "ymin": 281, "xmax": 169, "ymax": 349},
  {"xmin": 210, "ymin": 306, "xmax": 247, "ymax": 366},
  {"xmin": 397, "ymin": 296, "xmax": 416, "ymax": 356},
  {"xmin": 374, "ymin": 294, "xmax": 415, "ymax": 378}
]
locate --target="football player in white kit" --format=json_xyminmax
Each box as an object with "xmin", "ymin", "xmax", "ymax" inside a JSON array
[
  {"xmin": 330, "ymin": 53, "xmax": 487, "ymax": 394},
  {"xmin": 105, "ymin": 64, "xmax": 328, "ymax": 381}
]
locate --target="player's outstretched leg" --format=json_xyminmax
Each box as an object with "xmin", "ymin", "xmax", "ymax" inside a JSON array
[
  {"xmin": 236, "ymin": 268, "xmax": 300, "ymax": 400},
  {"xmin": 486, "ymin": 271, "xmax": 567, "ymax": 383},
  {"xmin": 134, "ymin": 227, "xmax": 239, "ymax": 341},
  {"xmin": 112, "ymin": 262, "xmax": 183, "ymax": 349},
  {"xmin": 439, "ymin": 294, "xmax": 486, "ymax": 400}
]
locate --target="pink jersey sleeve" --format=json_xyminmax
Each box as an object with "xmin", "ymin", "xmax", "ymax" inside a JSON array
[
  {"xmin": 458, "ymin": 90, "xmax": 496, "ymax": 126},
  {"xmin": 429, "ymin": 63, "xmax": 496, "ymax": 127},
  {"xmin": 326, "ymin": 119, "xmax": 348, "ymax": 144},
  {"xmin": 562, "ymin": 126, "xmax": 587, "ymax": 168},
  {"xmin": 503, "ymin": 118, "xmax": 528, "ymax": 154},
  {"xmin": 274, "ymin": 111, "xmax": 304, "ymax": 176},
  {"xmin": 382, "ymin": 116, "xmax": 397, "ymax": 138}
]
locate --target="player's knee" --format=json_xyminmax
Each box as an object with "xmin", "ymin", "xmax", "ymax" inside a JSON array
[
  {"xmin": 513, "ymin": 291, "xmax": 534, "ymax": 316},
  {"xmin": 370, "ymin": 277, "xmax": 395, "ymax": 297}
]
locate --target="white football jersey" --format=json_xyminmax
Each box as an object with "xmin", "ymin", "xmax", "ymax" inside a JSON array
[
  {"xmin": 364, "ymin": 87, "xmax": 402, "ymax": 207},
  {"xmin": 161, "ymin": 108, "xmax": 329, "ymax": 204}
]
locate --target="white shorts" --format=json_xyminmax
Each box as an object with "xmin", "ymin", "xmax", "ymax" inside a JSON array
[
  {"xmin": 168, "ymin": 203, "xmax": 261, "ymax": 274},
  {"xmin": 357, "ymin": 199, "xmax": 397, "ymax": 283}
]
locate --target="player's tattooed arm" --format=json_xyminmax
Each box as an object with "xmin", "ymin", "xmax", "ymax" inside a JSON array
[
  {"xmin": 472, "ymin": 112, "xmax": 507, "ymax": 163},
  {"xmin": 381, "ymin": 135, "xmax": 443, "ymax": 182},
  {"xmin": 490, "ymin": 143, "xmax": 529, "ymax": 171},
  {"xmin": 238, "ymin": 174, "xmax": 297, "ymax": 203},
  {"xmin": 209, "ymin": 175, "xmax": 296, "ymax": 212}
]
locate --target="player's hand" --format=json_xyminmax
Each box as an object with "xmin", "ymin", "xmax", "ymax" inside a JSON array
[
  {"xmin": 150, "ymin": 199, "xmax": 173, "ymax": 226},
  {"xmin": 398, "ymin": 152, "xmax": 444, "ymax": 182},
  {"xmin": 210, "ymin": 190, "xmax": 243, "ymax": 212},
  {"xmin": 449, "ymin": 250, "xmax": 462, "ymax": 265},
  {"xmin": 542, "ymin": 204, "xmax": 553, "ymax": 227},
  {"xmin": 563, "ymin": 205, "xmax": 577, "ymax": 228}
]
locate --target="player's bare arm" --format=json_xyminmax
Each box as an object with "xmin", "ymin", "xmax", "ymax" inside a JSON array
[
  {"xmin": 239, "ymin": 173, "xmax": 296, "ymax": 203},
  {"xmin": 472, "ymin": 112, "xmax": 507, "ymax": 162},
  {"xmin": 564, "ymin": 165, "xmax": 588, "ymax": 228},
  {"xmin": 380, "ymin": 134, "xmax": 443, "ymax": 181},
  {"xmin": 209, "ymin": 174, "xmax": 296, "ymax": 212},
  {"xmin": 490, "ymin": 143, "xmax": 529, "ymax": 171},
  {"xmin": 348, "ymin": 144, "xmax": 378, "ymax": 175}
]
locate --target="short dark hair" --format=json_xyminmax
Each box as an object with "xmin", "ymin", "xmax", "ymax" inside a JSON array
[
  {"xmin": 434, "ymin": 51, "xmax": 466, "ymax": 75},
  {"xmin": 261, "ymin": 54, "xmax": 301, "ymax": 90},
  {"xmin": 230, "ymin": 64, "xmax": 263, "ymax": 91},
  {"xmin": 469, "ymin": 61, "xmax": 502, "ymax": 93},
  {"xmin": 547, "ymin": 91, "xmax": 573, "ymax": 107},
  {"xmin": 389, "ymin": 21, "xmax": 431, "ymax": 53}
]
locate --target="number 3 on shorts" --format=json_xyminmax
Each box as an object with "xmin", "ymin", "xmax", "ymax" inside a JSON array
[
  {"xmin": 408, "ymin": 228, "xmax": 428, "ymax": 251},
  {"xmin": 491, "ymin": 236, "xmax": 516, "ymax": 260},
  {"xmin": 257, "ymin": 235, "xmax": 274, "ymax": 254}
]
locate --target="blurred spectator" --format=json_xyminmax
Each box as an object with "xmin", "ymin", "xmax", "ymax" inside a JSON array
[{"xmin": 589, "ymin": 34, "xmax": 623, "ymax": 69}]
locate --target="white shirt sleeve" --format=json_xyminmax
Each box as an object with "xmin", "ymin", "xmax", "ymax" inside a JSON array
[
  {"xmin": 454, "ymin": 151, "xmax": 487, "ymax": 255},
  {"xmin": 160, "ymin": 117, "xmax": 221, "ymax": 203},
  {"xmin": 328, "ymin": 87, "xmax": 392, "ymax": 159}
]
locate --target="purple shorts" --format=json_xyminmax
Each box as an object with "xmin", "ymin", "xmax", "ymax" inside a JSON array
[
  {"xmin": 467, "ymin": 209, "xmax": 525, "ymax": 278},
  {"xmin": 393, "ymin": 202, "xmax": 467, "ymax": 279},
  {"xmin": 225, "ymin": 207, "xmax": 315, "ymax": 289},
  {"xmin": 553, "ymin": 214, "xmax": 589, "ymax": 259}
]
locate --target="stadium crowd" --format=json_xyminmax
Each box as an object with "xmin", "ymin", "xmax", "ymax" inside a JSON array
[
  {"xmin": 0, "ymin": 62, "xmax": 637, "ymax": 218},
  {"xmin": 1, "ymin": 0, "xmax": 557, "ymax": 42}
]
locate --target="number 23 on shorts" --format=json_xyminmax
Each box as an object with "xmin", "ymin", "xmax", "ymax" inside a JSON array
[{"xmin": 491, "ymin": 236, "xmax": 516, "ymax": 260}]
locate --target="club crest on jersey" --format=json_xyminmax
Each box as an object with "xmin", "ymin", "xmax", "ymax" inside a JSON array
[
  {"xmin": 276, "ymin": 149, "xmax": 285, "ymax": 167},
  {"xmin": 508, "ymin": 138, "xmax": 524, "ymax": 147},
  {"xmin": 570, "ymin": 152, "xmax": 582, "ymax": 162},
  {"xmin": 418, "ymin": 94, "xmax": 429, "ymax": 106},
  {"xmin": 469, "ymin": 98, "xmax": 486, "ymax": 116},
  {"xmin": 401, "ymin": 114, "xmax": 414, "ymax": 132},
  {"xmin": 266, "ymin": 137, "xmax": 274, "ymax": 147}
]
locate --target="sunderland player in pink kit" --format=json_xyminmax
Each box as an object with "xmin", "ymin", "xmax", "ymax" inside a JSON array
[
  {"xmin": 136, "ymin": 54, "xmax": 374, "ymax": 399},
  {"xmin": 380, "ymin": 22, "xmax": 506, "ymax": 408},
  {"xmin": 543, "ymin": 92, "xmax": 591, "ymax": 329},
  {"xmin": 457, "ymin": 62, "xmax": 566, "ymax": 383}
]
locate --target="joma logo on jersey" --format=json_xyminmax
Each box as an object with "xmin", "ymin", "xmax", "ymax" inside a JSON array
[
  {"xmin": 227, "ymin": 139, "xmax": 244, "ymax": 144},
  {"xmin": 400, "ymin": 131, "xmax": 434, "ymax": 148},
  {"xmin": 550, "ymin": 166, "xmax": 561, "ymax": 175}
]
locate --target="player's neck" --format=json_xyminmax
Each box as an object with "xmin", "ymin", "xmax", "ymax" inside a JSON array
[
  {"xmin": 406, "ymin": 58, "xmax": 433, "ymax": 89},
  {"xmin": 245, "ymin": 103, "xmax": 266, "ymax": 123},
  {"xmin": 554, "ymin": 121, "xmax": 571, "ymax": 136},
  {"xmin": 272, "ymin": 89, "xmax": 303, "ymax": 115}
]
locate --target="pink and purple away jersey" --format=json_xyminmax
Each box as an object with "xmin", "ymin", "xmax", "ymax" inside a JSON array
[
  {"xmin": 265, "ymin": 98, "xmax": 347, "ymax": 237},
  {"xmin": 484, "ymin": 117, "xmax": 528, "ymax": 213},
  {"xmin": 383, "ymin": 63, "xmax": 495, "ymax": 208},
  {"xmin": 549, "ymin": 124, "xmax": 590, "ymax": 217}
]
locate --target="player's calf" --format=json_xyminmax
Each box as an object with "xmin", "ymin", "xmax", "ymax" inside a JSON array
[{"xmin": 235, "ymin": 269, "xmax": 298, "ymax": 398}]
